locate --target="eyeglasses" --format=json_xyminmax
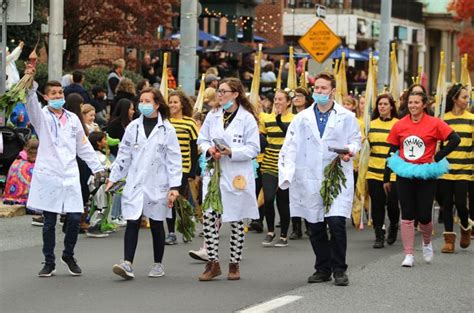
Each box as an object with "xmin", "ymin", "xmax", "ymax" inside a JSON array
[{"xmin": 217, "ymin": 89, "xmax": 234, "ymax": 95}]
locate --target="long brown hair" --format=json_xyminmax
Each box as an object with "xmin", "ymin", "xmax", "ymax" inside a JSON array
[
  {"xmin": 219, "ymin": 77, "xmax": 258, "ymax": 121},
  {"xmin": 139, "ymin": 87, "xmax": 170, "ymax": 120},
  {"xmin": 372, "ymin": 93, "xmax": 398, "ymax": 120},
  {"xmin": 168, "ymin": 90, "xmax": 194, "ymax": 117}
]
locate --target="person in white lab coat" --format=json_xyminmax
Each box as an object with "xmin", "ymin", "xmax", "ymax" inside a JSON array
[
  {"xmin": 24, "ymin": 74, "xmax": 105, "ymax": 278},
  {"xmin": 197, "ymin": 77, "xmax": 260, "ymax": 281},
  {"xmin": 6, "ymin": 41, "xmax": 23, "ymax": 91},
  {"xmin": 106, "ymin": 87, "xmax": 182, "ymax": 280},
  {"xmin": 279, "ymin": 72, "xmax": 361, "ymax": 286}
]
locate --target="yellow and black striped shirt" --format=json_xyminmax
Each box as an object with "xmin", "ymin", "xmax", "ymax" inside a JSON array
[
  {"xmin": 169, "ymin": 116, "xmax": 199, "ymax": 174},
  {"xmin": 440, "ymin": 110, "xmax": 474, "ymax": 181},
  {"xmin": 366, "ymin": 117, "xmax": 398, "ymax": 182},
  {"xmin": 259, "ymin": 112, "xmax": 294, "ymax": 175}
]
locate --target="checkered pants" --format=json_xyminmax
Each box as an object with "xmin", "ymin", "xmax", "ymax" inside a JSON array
[{"xmin": 203, "ymin": 210, "xmax": 245, "ymax": 263}]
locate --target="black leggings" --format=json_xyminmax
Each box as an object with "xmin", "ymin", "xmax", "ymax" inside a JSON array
[
  {"xmin": 124, "ymin": 217, "xmax": 165, "ymax": 263},
  {"xmin": 367, "ymin": 179, "xmax": 400, "ymax": 228},
  {"xmin": 469, "ymin": 181, "xmax": 474, "ymax": 221},
  {"xmin": 439, "ymin": 179, "xmax": 470, "ymax": 231},
  {"xmin": 255, "ymin": 166, "xmax": 264, "ymax": 222},
  {"xmin": 262, "ymin": 173, "xmax": 290, "ymax": 237},
  {"xmin": 166, "ymin": 173, "xmax": 190, "ymax": 233},
  {"xmin": 396, "ymin": 176, "xmax": 436, "ymax": 224}
]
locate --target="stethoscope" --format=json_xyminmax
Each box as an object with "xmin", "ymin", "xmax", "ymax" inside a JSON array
[
  {"xmin": 133, "ymin": 123, "xmax": 167, "ymax": 149},
  {"xmin": 48, "ymin": 109, "xmax": 70, "ymax": 146}
]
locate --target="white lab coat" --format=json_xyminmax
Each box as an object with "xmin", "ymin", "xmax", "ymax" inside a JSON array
[
  {"xmin": 25, "ymin": 91, "xmax": 104, "ymax": 214},
  {"xmin": 278, "ymin": 102, "xmax": 361, "ymax": 223},
  {"xmin": 109, "ymin": 114, "xmax": 182, "ymax": 221},
  {"xmin": 198, "ymin": 106, "xmax": 260, "ymax": 223},
  {"xmin": 6, "ymin": 46, "xmax": 22, "ymax": 91}
]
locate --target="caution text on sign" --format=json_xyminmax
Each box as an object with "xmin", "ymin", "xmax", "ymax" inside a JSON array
[{"xmin": 299, "ymin": 19, "xmax": 341, "ymax": 63}]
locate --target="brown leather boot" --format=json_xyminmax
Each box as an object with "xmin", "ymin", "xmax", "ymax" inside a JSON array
[
  {"xmin": 459, "ymin": 224, "xmax": 471, "ymax": 249},
  {"xmin": 199, "ymin": 261, "xmax": 221, "ymax": 281},
  {"xmin": 441, "ymin": 232, "xmax": 456, "ymax": 253},
  {"xmin": 228, "ymin": 263, "xmax": 240, "ymax": 280}
]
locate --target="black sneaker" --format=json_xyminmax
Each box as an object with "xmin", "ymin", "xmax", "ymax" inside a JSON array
[
  {"xmin": 308, "ymin": 271, "xmax": 332, "ymax": 283},
  {"xmin": 31, "ymin": 216, "xmax": 44, "ymax": 227},
  {"xmin": 289, "ymin": 231, "xmax": 302, "ymax": 240},
  {"xmin": 249, "ymin": 220, "xmax": 263, "ymax": 233},
  {"xmin": 274, "ymin": 237, "xmax": 288, "ymax": 247},
  {"xmin": 261, "ymin": 233, "xmax": 276, "ymax": 246},
  {"xmin": 38, "ymin": 263, "xmax": 56, "ymax": 277},
  {"xmin": 334, "ymin": 271, "xmax": 349, "ymax": 286},
  {"xmin": 61, "ymin": 255, "xmax": 82, "ymax": 276}
]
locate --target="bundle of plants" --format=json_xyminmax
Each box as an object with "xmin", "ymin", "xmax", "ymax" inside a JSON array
[
  {"xmin": 176, "ymin": 196, "xmax": 196, "ymax": 242},
  {"xmin": 0, "ymin": 45, "xmax": 38, "ymax": 119}
]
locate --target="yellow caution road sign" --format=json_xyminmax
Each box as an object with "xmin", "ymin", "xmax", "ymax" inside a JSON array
[{"xmin": 299, "ymin": 19, "xmax": 341, "ymax": 63}]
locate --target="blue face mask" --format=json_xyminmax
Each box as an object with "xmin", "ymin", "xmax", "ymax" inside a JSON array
[
  {"xmin": 48, "ymin": 98, "xmax": 65, "ymax": 110},
  {"xmin": 312, "ymin": 93, "xmax": 330, "ymax": 106},
  {"xmin": 138, "ymin": 103, "xmax": 154, "ymax": 117},
  {"xmin": 223, "ymin": 100, "xmax": 234, "ymax": 111}
]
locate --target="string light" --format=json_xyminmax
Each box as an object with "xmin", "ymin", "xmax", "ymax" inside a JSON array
[{"xmin": 201, "ymin": 7, "xmax": 283, "ymax": 34}]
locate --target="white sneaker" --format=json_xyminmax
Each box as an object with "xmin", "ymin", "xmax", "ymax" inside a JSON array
[
  {"xmin": 401, "ymin": 254, "xmax": 415, "ymax": 267},
  {"xmin": 422, "ymin": 242, "xmax": 434, "ymax": 263},
  {"xmin": 148, "ymin": 263, "xmax": 165, "ymax": 277},
  {"xmin": 188, "ymin": 247, "xmax": 208, "ymax": 262},
  {"xmin": 111, "ymin": 217, "xmax": 127, "ymax": 227}
]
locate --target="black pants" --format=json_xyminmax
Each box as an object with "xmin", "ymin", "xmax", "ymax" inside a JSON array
[
  {"xmin": 397, "ymin": 176, "xmax": 436, "ymax": 224},
  {"xmin": 43, "ymin": 211, "xmax": 81, "ymax": 265},
  {"xmin": 439, "ymin": 179, "xmax": 470, "ymax": 231},
  {"xmin": 166, "ymin": 173, "xmax": 190, "ymax": 233},
  {"xmin": 367, "ymin": 179, "xmax": 400, "ymax": 228},
  {"xmin": 262, "ymin": 173, "xmax": 290, "ymax": 237},
  {"xmin": 255, "ymin": 166, "xmax": 264, "ymax": 222},
  {"xmin": 469, "ymin": 181, "xmax": 474, "ymax": 221},
  {"xmin": 124, "ymin": 217, "xmax": 165, "ymax": 263},
  {"xmin": 308, "ymin": 216, "xmax": 347, "ymax": 274}
]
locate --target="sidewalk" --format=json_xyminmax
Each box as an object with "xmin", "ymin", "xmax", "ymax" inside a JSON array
[{"xmin": 243, "ymin": 235, "xmax": 473, "ymax": 312}]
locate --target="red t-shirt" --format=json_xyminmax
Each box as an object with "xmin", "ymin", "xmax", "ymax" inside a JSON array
[{"xmin": 387, "ymin": 113, "xmax": 453, "ymax": 164}]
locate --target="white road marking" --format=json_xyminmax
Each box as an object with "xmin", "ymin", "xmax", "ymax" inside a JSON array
[{"xmin": 237, "ymin": 295, "xmax": 303, "ymax": 313}]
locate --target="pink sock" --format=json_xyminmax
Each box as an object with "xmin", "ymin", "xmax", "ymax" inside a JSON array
[
  {"xmin": 401, "ymin": 220, "xmax": 415, "ymax": 255},
  {"xmin": 418, "ymin": 222, "xmax": 433, "ymax": 244}
]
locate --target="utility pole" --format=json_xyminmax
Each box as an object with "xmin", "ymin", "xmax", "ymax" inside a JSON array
[
  {"xmin": 378, "ymin": 0, "xmax": 391, "ymax": 92},
  {"xmin": 48, "ymin": 0, "xmax": 64, "ymax": 81},
  {"xmin": 178, "ymin": 0, "xmax": 198, "ymax": 96},
  {"xmin": 1, "ymin": 0, "xmax": 7, "ymax": 126}
]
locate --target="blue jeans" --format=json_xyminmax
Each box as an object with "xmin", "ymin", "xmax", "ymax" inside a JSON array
[
  {"xmin": 307, "ymin": 216, "xmax": 348, "ymax": 274},
  {"xmin": 42, "ymin": 211, "xmax": 82, "ymax": 265},
  {"xmin": 110, "ymin": 194, "xmax": 122, "ymax": 219}
]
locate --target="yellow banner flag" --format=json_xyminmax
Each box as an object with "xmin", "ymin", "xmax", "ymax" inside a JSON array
[
  {"xmin": 276, "ymin": 59, "xmax": 285, "ymax": 90},
  {"xmin": 434, "ymin": 51, "xmax": 447, "ymax": 118},
  {"xmin": 299, "ymin": 58, "xmax": 308, "ymax": 89},
  {"xmin": 287, "ymin": 46, "xmax": 297, "ymax": 90},
  {"xmin": 451, "ymin": 61, "xmax": 457, "ymax": 84},
  {"xmin": 389, "ymin": 43, "xmax": 400, "ymax": 110},
  {"xmin": 249, "ymin": 44, "xmax": 263, "ymax": 109},
  {"xmin": 160, "ymin": 52, "xmax": 169, "ymax": 104},
  {"xmin": 460, "ymin": 54, "xmax": 472, "ymax": 95},
  {"xmin": 335, "ymin": 52, "xmax": 348, "ymax": 104},
  {"xmin": 194, "ymin": 74, "xmax": 206, "ymax": 113},
  {"xmin": 352, "ymin": 54, "xmax": 377, "ymax": 229}
]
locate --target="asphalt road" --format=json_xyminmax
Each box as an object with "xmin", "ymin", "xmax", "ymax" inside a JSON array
[{"xmin": 0, "ymin": 215, "xmax": 471, "ymax": 313}]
